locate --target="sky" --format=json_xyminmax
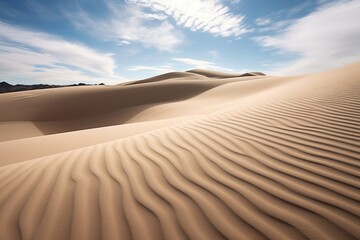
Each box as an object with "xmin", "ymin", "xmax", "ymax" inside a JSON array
[{"xmin": 0, "ymin": 0, "xmax": 359, "ymax": 84}]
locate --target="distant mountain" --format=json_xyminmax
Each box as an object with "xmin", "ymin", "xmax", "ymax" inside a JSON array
[{"xmin": 0, "ymin": 82, "xmax": 105, "ymax": 94}]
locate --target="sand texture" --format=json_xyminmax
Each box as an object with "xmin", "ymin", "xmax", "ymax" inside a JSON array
[{"xmin": 0, "ymin": 63, "xmax": 360, "ymax": 240}]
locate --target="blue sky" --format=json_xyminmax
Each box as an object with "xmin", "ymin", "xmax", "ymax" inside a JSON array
[{"xmin": 0, "ymin": 0, "xmax": 359, "ymax": 84}]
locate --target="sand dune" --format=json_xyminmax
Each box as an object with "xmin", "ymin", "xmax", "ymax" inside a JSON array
[
  {"xmin": 187, "ymin": 69, "xmax": 266, "ymax": 78},
  {"xmin": 0, "ymin": 63, "xmax": 360, "ymax": 240},
  {"xmin": 122, "ymin": 71, "xmax": 207, "ymax": 86}
]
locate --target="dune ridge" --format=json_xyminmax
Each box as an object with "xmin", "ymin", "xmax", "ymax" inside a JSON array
[
  {"xmin": 187, "ymin": 69, "xmax": 266, "ymax": 78},
  {"xmin": 0, "ymin": 63, "xmax": 359, "ymax": 240}
]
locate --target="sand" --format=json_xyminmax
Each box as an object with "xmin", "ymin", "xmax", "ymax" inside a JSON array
[{"xmin": 0, "ymin": 63, "xmax": 359, "ymax": 240}]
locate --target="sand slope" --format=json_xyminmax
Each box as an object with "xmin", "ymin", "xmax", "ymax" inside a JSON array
[{"xmin": 0, "ymin": 63, "xmax": 359, "ymax": 240}]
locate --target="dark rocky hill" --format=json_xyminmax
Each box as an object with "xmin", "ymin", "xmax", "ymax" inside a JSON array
[{"xmin": 0, "ymin": 82, "xmax": 105, "ymax": 94}]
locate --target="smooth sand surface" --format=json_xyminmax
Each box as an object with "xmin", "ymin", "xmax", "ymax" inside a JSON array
[{"xmin": 0, "ymin": 64, "xmax": 359, "ymax": 240}]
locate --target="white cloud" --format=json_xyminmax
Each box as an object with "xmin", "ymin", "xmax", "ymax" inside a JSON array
[
  {"xmin": 173, "ymin": 58, "xmax": 214, "ymax": 67},
  {"xmin": 127, "ymin": 57, "xmax": 234, "ymax": 74},
  {"xmin": 127, "ymin": 0, "xmax": 249, "ymax": 37},
  {"xmin": 139, "ymin": 12, "xmax": 168, "ymax": 20},
  {"xmin": 255, "ymin": 0, "xmax": 360, "ymax": 75},
  {"xmin": 127, "ymin": 65, "xmax": 174, "ymax": 73},
  {"xmin": 116, "ymin": 40, "xmax": 131, "ymax": 46},
  {"xmin": 255, "ymin": 2, "xmax": 313, "ymax": 33},
  {"xmin": 172, "ymin": 57, "xmax": 234, "ymax": 72},
  {"xmin": 0, "ymin": 21, "xmax": 122, "ymax": 84},
  {"xmin": 256, "ymin": 19, "xmax": 294, "ymax": 33},
  {"xmin": 255, "ymin": 17, "xmax": 271, "ymax": 26},
  {"xmin": 66, "ymin": 4, "xmax": 182, "ymax": 52},
  {"xmin": 0, "ymin": 21, "xmax": 115, "ymax": 75}
]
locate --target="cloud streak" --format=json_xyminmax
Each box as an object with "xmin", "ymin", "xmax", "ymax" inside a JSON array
[
  {"xmin": 66, "ymin": 4, "xmax": 183, "ymax": 52},
  {"xmin": 172, "ymin": 57, "xmax": 234, "ymax": 72},
  {"xmin": 127, "ymin": 57, "xmax": 234, "ymax": 75},
  {"xmin": 127, "ymin": 65, "xmax": 174, "ymax": 73},
  {"xmin": 255, "ymin": 0, "xmax": 360, "ymax": 75},
  {"xmin": 128, "ymin": 0, "xmax": 249, "ymax": 37},
  {"xmin": 0, "ymin": 21, "xmax": 121, "ymax": 84},
  {"xmin": 255, "ymin": 17, "xmax": 271, "ymax": 26}
]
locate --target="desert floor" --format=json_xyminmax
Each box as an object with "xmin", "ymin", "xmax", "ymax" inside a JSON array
[{"xmin": 0, "ymin": 63, "xmax": 359, "ymax": 240}]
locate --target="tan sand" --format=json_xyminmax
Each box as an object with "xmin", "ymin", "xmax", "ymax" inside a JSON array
[{"xmin": 0, "ymin": 64, "xmax": 359, "ymax": 240}]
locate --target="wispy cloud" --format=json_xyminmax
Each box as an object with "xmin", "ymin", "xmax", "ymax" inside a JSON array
[
  {"xmin": 228, "ymin": 0, "xmax": 241, "ymax": 4},
  {"xmin": 66, "ymin": 3, "xmax": 183, "ymax": 52},
  {"xmin": 127, "ymin": 65, "xmax": 174, "ymax": 73},
  {"xmin": 0, "ymin": 21, "xmax": 121, "ymax": 84},
  {"xmin": 172, "ymin": 57, "xmax": 234, "ymax": 72},
  {"xmin": 254, "ymin": 1, "xmax": 313, "ymax": 32},
  {"xmin": 287, "ymin": 1, "xmax": 312, "ymax": 15},
  {"xmin": 116, "ymin": 40, "xmax": 131, "ymax": 46},
  {"xmin": 254, "ymin": 0, "xmax": 360, "ymax": 75},
  {"xmin": 127, "ymin": 57, "xmax": 234, "ymax": 75},
  {"xmin": 255, "ymin": 19, "xmax": 294, "ymax": 33},
  {"xmin": 139, "ymin": 12, "xmax": 168, "ymax": 20},
  {"xmin": 255, "ymin": 17, "xmax": 271, "ymax": 26},
  {"xmin": 127, "ymin": 0, "xmax": 249, "ymax": 37}
]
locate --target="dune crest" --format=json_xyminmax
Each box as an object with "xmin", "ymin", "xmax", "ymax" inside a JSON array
[
  {"xmin": 0, "ymin": 63, "xmax": 359, "ymax": 240},
  {"xmin": 187, "ymin": 69, "xmax": 266, "ymax": 78}
]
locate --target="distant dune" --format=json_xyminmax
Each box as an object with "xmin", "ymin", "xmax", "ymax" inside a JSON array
[
  {"xmin": 0, "ymin": 63, "xmax": 359, "ymax": 240},
  {"xmin": 187, "ymin": 69, "xmax": 266, "ymax": 78}
]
